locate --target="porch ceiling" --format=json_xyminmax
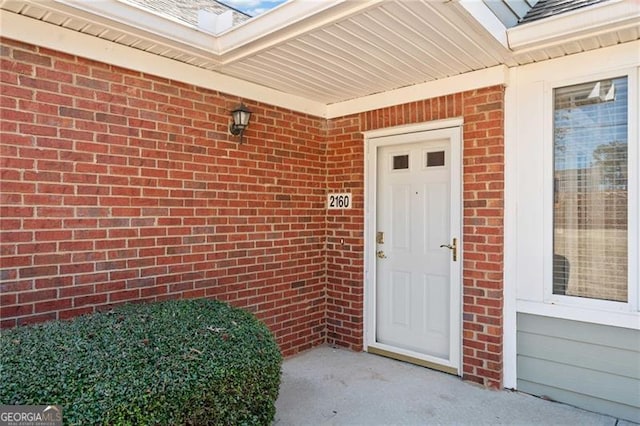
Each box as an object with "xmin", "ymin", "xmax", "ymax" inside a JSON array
[
  {"xmin": 216, "ymin": 0, "xmax": 516, "ymax": 105},
  {"xmin": 1, "ymin": 0, "xmax": 639, "ymax": 107}
]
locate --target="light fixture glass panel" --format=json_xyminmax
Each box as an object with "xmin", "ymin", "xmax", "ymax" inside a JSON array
[{"xmin": 232, "ymin": 104, "xmax": 251, "ymax": 129}]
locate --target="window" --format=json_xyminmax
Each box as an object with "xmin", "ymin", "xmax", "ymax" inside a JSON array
[
  {"xmin": 426, "ymin": 151, "xmax": 445, "ymax": 167},
  {"xmin": 553, "ymin": 76, "xmax": 628, "ymax": 302},
  {"xmin": 393, "ymin": 154, "xmax": 409, "ymax": 170}
]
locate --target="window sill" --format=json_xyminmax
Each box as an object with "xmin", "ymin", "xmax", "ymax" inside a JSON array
[{"xmin": 517, "ymin": 299, "xmax": 640, "ymax": 330}]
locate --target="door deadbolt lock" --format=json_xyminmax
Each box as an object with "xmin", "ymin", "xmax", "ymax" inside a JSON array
[
  {"xmin": 376, "ymin": 250, "xmax": 387, "ymax": 259},
  {"xmin": 439, "ymin": 238, "xmax": 457, "ymax": 261}
]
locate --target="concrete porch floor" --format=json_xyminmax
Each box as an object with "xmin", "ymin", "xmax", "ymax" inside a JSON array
[{"xmin": 274, "ymin": 346, "xmax": 634, "ymax": 425}]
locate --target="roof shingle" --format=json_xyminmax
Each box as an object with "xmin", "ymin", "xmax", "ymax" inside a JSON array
[{"xmin": 519, "ymin": 0, "xmax": 612, "ymax": 24}]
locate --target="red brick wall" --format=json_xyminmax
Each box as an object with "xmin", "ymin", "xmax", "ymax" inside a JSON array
[
  {"xmin": 1, "ymin": 38, "xmax": 504, "ymax": 387},
  {"xmin": 0, "ymin": 38, "xmax": 326, "ymax": 356},
  {"xmin": 325, "ymin": 116, "xmax": 365, "ymax": 349},
  {"xmin": 460, "ymin": 88, "xmax": 505, "ymax": 388},
  {"xmin": 326, "ymin": 89, "xmax": 505, "ymax": 388}
]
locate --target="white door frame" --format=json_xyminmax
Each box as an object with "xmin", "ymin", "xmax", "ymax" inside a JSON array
[{"xmin": 363, "ymin": 118, "xmax": 463, "ymax": 374}]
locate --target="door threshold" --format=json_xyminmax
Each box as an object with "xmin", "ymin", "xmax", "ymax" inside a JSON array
[{"xmin": 367, "ymin": 345, "xmax": 458, "ymax": 375}]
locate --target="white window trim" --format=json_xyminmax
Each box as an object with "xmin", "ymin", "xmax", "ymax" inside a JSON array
[
  {"xmin": 505, "ymin": 44, "xmax": 640, "ymax": 390},
  {"xmin": 540, "ymin": 67, "xmax": 639, "ymax": 324}
]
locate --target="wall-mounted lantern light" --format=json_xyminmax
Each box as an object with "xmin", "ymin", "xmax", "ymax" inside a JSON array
[{"xmin": 229, "ymin": 103, "xmax": 252, "ymax": 144}]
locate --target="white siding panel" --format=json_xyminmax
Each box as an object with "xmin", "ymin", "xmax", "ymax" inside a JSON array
[
  {"xmin": 518, "ymin": 332, "xmax": 640, "ymax": 379},
  {"xmin": 517, "ymin": 313, "xmax": 640, "ymax": 422},
  {"xmin": 518, "ymin": 379, "xmax": 640, "ymax": 423}
]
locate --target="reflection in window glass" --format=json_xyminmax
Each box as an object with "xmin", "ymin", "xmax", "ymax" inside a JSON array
[{"xmin": 553, "ymin": 77, "xmax": 628, "ymax": 302}]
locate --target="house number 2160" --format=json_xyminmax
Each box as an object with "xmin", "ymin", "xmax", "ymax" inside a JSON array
[{"xmin": 327, "ymin": 193, "xmax": 352, "ymax": 209}]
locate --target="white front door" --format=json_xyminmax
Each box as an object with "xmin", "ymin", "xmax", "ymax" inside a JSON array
[{"xmin": 366, "ymin": 125, "xmax": 461, "ymax": 374}]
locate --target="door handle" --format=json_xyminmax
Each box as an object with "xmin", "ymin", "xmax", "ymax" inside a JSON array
[
  {"xmin": 376, "ymin": 250, "xmax": 387, "ymax": 259},
  {"xmin": 439, "ymin": 238, "xmax": 457, "ymax": 261}
]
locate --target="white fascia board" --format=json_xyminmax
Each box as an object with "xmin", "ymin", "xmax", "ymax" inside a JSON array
[
  {"xmin": 217, "ymin": 0, "xmax": 345, "ymax": 52},
  {"xmin": 0, "ymin": 11, "xmax": 327, "ymax": 117},
  {"xmin": 326, "ymin": 65, "xmax": 509, "ymax": 119},
  {"xmin": 57, "ymin": 0, "xmax": 345, "ymax": 56},
  {"xmin": 508, "ymin": 0, "xmax": 640, "ymax": 52},
  {"xmin": 52, "ymin": 0, "xmax": 221, "ymax": 58},
  {"xmin": 456, "ymin": 0, "xmax": 509, "ymax": 48},
  {"xmin": 216, "ymin": 0, "xmax": 386, "ymax": 63},
  {"xmin": 52, "ymin": 0, "xmax": 387, "ymax": 66}
]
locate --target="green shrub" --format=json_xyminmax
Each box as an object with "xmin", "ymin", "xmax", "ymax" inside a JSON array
[{"xmin": 0, "ymin": 298, "xmax": 282, "ymax": 425}]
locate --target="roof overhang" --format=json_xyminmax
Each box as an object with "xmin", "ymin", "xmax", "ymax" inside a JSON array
[
  {"xmin": 8, "ymin": 0, "xmax": 389, "ymax": 64},
  {"xmin": 508, "ymin": 0, "xmax": 640, "ymax": 52},
  {"xmin": 1, "ymin": 0, "xmax": 639, "ymax": 119},
  {"xmin": 0, "ymin": 10, "xmax": 328, "ymax": 117}
]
